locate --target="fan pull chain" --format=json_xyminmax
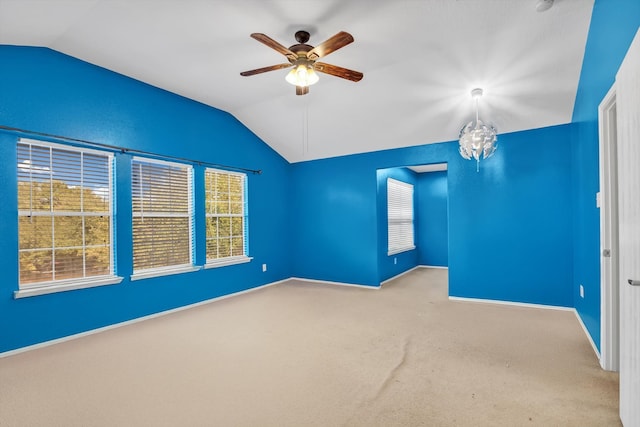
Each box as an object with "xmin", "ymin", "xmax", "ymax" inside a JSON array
[{"xmin": 302, "ymin": 102, "xmax": 309, "ymax": 157}]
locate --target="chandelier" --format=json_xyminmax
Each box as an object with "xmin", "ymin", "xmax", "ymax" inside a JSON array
[{"xmin": 459, "ymin": 88, "xmax": 497, "ymax": 171}]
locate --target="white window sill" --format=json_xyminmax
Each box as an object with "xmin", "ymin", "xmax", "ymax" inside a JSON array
[
  {"xmin": 14, "ymin": 276, "xmax": 124, "ymax": 299},
  {"xmin": 130, "ymin": 265, "xmax": 201, "ymax": 281},
  {"xmin": 204, "ymin": 256, "xmax": 253, "ymax": 269},
  {"xmin": 388, "ymin": 246, "xmax": 416, "ymax": 256}
]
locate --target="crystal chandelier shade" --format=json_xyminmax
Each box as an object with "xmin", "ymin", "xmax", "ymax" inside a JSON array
[{"xmin": 458, "ymin": 88, "xmax": 497, "ymax": 171}]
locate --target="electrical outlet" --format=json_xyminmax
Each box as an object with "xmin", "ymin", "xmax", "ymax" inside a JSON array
[
  {"xmin": 579, "ymin": 284, "xmax": 584, "ymax": 298},
  {"xmin": 262, "ymin": 263, "xmax": 267, "ymax": 272}
]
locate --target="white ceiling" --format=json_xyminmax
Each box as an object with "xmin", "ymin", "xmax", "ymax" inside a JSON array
[
  {"xmin": 0, "ymin": 0, "xmax": 594, "ymax": 163},
  {"xmin": 408, "ymin": 163, "xmax": 448, "ymax": 173}
]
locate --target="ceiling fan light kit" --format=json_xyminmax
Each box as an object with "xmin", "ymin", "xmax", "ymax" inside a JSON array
[
  {"xmin": 458, "ymin": 88, "xmax": 498, "ymax": 172},
  {"xmin": 240, "ymin": 30, "xmax": 363, "ymax": 95},
  {"xmin": 285, "ymin": 59, "xmax": 319, "ymax": 87}
]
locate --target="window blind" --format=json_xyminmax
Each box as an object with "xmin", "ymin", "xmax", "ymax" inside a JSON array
[
  {"xmin": 131, "ymin": 157, "xmax": 194, "ymax": 273},
  {"xmin": 387, "ymin": 178, "xmax": 415, "ymax": 255},
  {"xmin": 17, "ymin": 139, "xmax": 114, "ymax": 287},
  {"xmin": 205, "ymin": 168, "xmax": 248, "ymax": 262}
]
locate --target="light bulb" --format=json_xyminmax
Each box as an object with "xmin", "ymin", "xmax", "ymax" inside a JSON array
[{"xmin": 285, "ymin": 64, "xmax": 319, "ymax": 87}]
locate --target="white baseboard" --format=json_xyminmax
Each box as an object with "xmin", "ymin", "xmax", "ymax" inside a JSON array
[
  {"xmin": 381, "ymin": 264, "xmax": 448, "ymax": 286},
  {"xmin": 573, "ymin": 308, "xmax": 601, "ymax": 360},
  {"xmin": 289, "ymin": 277, "xmax": 379, "ymax": 290},
  {"xmin": 380, "ymin": 266, "xmax": 421, "ymax": 285},
  {"xmin": 449, "ymin": 296, "xmax": 574, "ymax": 312},
  {"xmin": 0, "ymin": 279, "xmax": 288, "ymax": 359}
]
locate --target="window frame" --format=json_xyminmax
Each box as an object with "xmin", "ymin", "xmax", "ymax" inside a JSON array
[
  {"xmin": 15, "ymin": 138, "xmax": 122, "ymax": 299},
  {"xmin": 204, "ymin": 168, "xmax": 252, "ymax": 269},
  {"xmin": 130, "ymin": 156, "xmax": 199, "ymax": 281},
  {"xmin": 387, "ymin": 177, "xmax": 416, "ymax": 256}
]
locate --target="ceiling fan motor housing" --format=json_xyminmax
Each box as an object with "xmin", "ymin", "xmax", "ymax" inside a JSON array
[
  {"xmin": 294, "ymin": 30, "xmax": 311, "ymax": 43},
  {"xmin": 289, "ymin": 31, "xmax": 313, "ymax": 58}
]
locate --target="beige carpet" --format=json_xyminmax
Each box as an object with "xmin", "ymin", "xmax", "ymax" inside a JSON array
[{"xmin": 0, "ymin": 268, "xmax": 620, "ymax": 426}]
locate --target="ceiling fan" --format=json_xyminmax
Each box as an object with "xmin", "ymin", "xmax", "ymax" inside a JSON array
[{"xmin": 240, "ymin": 30, "xmax": 363, "ymax": 95}]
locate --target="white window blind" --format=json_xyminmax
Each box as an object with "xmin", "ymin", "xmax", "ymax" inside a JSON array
[
  {"xmin": 205, "ymin": 168, "xmax": 248, "ymax": 264},
  {"xmin": 17, "ymin": 139, "xmax": 115, "ymax": 288},
  {"xmin": 387, "ymin": 178, "xmax": 415, "ymax": 255},
  {"xmin": 131, "ymin": 157, "xmax": 194, "ymax": 274}
]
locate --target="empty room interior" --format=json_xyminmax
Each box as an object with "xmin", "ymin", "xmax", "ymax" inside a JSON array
[{"xmin": 1, "ymin": 1, "xmax": 640, "ymax": 426}]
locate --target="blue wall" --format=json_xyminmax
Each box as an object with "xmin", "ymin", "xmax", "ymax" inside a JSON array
[
  {"xmin": 376, "ymin": 167, "xmax": 419, "ymax": 283},
  {"xmin": 417, "ymin": 170, "xmax": 448, "ymax": 267},
  {"xmin": 289, "ymin": 155, "xmax": 380, "ymax": 286},
  {"xmin": 291, "ymin": 125, "xmax": 574, "ymax": 305},
  {"xmin": 571, "ymin": 0, "xmax": 640, "ymax": 350},
  {"xmin": 448, "ymin": 125, "xmax": 573, "ymax": 305},
  {"xmin": 0, "ymin": 47, "xmax": 291, "ymax": 353},
  {"xmin": 289, "ymin": 143, "xmax": 452, "ymax": 287},
  {"xmin": 2, "ymin": 0, "xmax": 637, "ymax": 354}
]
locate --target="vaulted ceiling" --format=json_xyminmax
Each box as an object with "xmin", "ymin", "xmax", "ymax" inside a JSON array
[{"xmin": 0, "ymin": 0, "xmax": 594, "ymax": 163}]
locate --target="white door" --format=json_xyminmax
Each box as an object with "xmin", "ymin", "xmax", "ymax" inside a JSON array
[
  {"xmin": 616, "ymin": 27, "xmax": 640, "ymax": 427},
  {"xmin": 599, "ymin": 85, "xmax": 620, "ymax": 372}
]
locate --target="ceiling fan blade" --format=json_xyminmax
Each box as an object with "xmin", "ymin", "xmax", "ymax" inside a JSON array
[
  {"xmin": 307, "ymin": 31, "xmax": 354, "ymax": 60},
  {"xmin": 240, "ymin": 63, "xmax": 292, "ymax": 77},
  {"xmin": 314, "ymin": 62, "xmax": 363, "ymax": 82},
  {"xmin": 250, "ymin": 33, "xmax": 297, "ymax": 61}
]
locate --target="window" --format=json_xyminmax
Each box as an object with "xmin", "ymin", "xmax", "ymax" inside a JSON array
[
  {"xmin": 387, "ymin": 178, "xmax": 415, "ymax": 255},
  {"xmin": 204, "ymin": 168, "xmax": 250, "ymax": 267},
  {"xmin": 16, "ymin": 139, "xmax": 120, "ymax": 297},
  {"xmin": 131, "ymin": 157, "xmax": 197, "ymax": 279}
]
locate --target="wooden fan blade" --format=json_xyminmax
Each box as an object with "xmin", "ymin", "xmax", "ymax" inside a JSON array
[
  {"xmin": 240, "ymin": 63, "xmax": 292, "ymax": 77},
  {"xmin": 296, "ymin": 86, "xmax": 309, "ymax": 96},
  {"xmin": 314, "ymin": 62, "xmax": 363, "ymax": 82},
  {"xmin": 250, "ymin": 33, "xmax": 297, "ymax": 61},
  {"xmin": 307, "ymin": 31, "xmax": 354, "ymax": 60}
]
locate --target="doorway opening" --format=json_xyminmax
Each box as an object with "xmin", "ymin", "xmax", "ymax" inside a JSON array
[{"xmin": 375, "ymin": 163, "xmax": 449, "ymax": 286}]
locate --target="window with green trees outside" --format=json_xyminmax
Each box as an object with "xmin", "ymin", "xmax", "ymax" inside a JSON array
[
  {"xmin": 17, "ymin": 139, "xmax": 115, "ymax": 288},
  {"xmin": 205, "ymin": 168, "xmax": 248, "ymax": 264}
]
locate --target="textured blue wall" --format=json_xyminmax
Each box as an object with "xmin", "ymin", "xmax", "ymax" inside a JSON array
[
  {"xmin": 291, "ymin": 125, "xmax": 573, "ymax": 304},
  {"xmin": 571, "ymin": 0, "xmax": 640, "ymax": 350},
  {"xmin": 417, "ymin": 171, "xmax": 448, "ymax": 267},
  {"xmin": 448, "ymin": 125, "xmax": 573, "ymax": 305},
  {"xmin": 289, "ymin": 143, "xmax": 453, "ymax": 287},
  {"xmin": 376, "ymin": 167, "xmax": 419, "ymax": 283},
  {"xmin": 0, "ymin": 47, "xmax": 291, "ymax": 353},
  {"xmin": 289, "ymin": 155, "xmax": 380, "ymax": 286},
  {"xmin": 3, "ymin": 0, "xmax": 635, "ymax": 353}
]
